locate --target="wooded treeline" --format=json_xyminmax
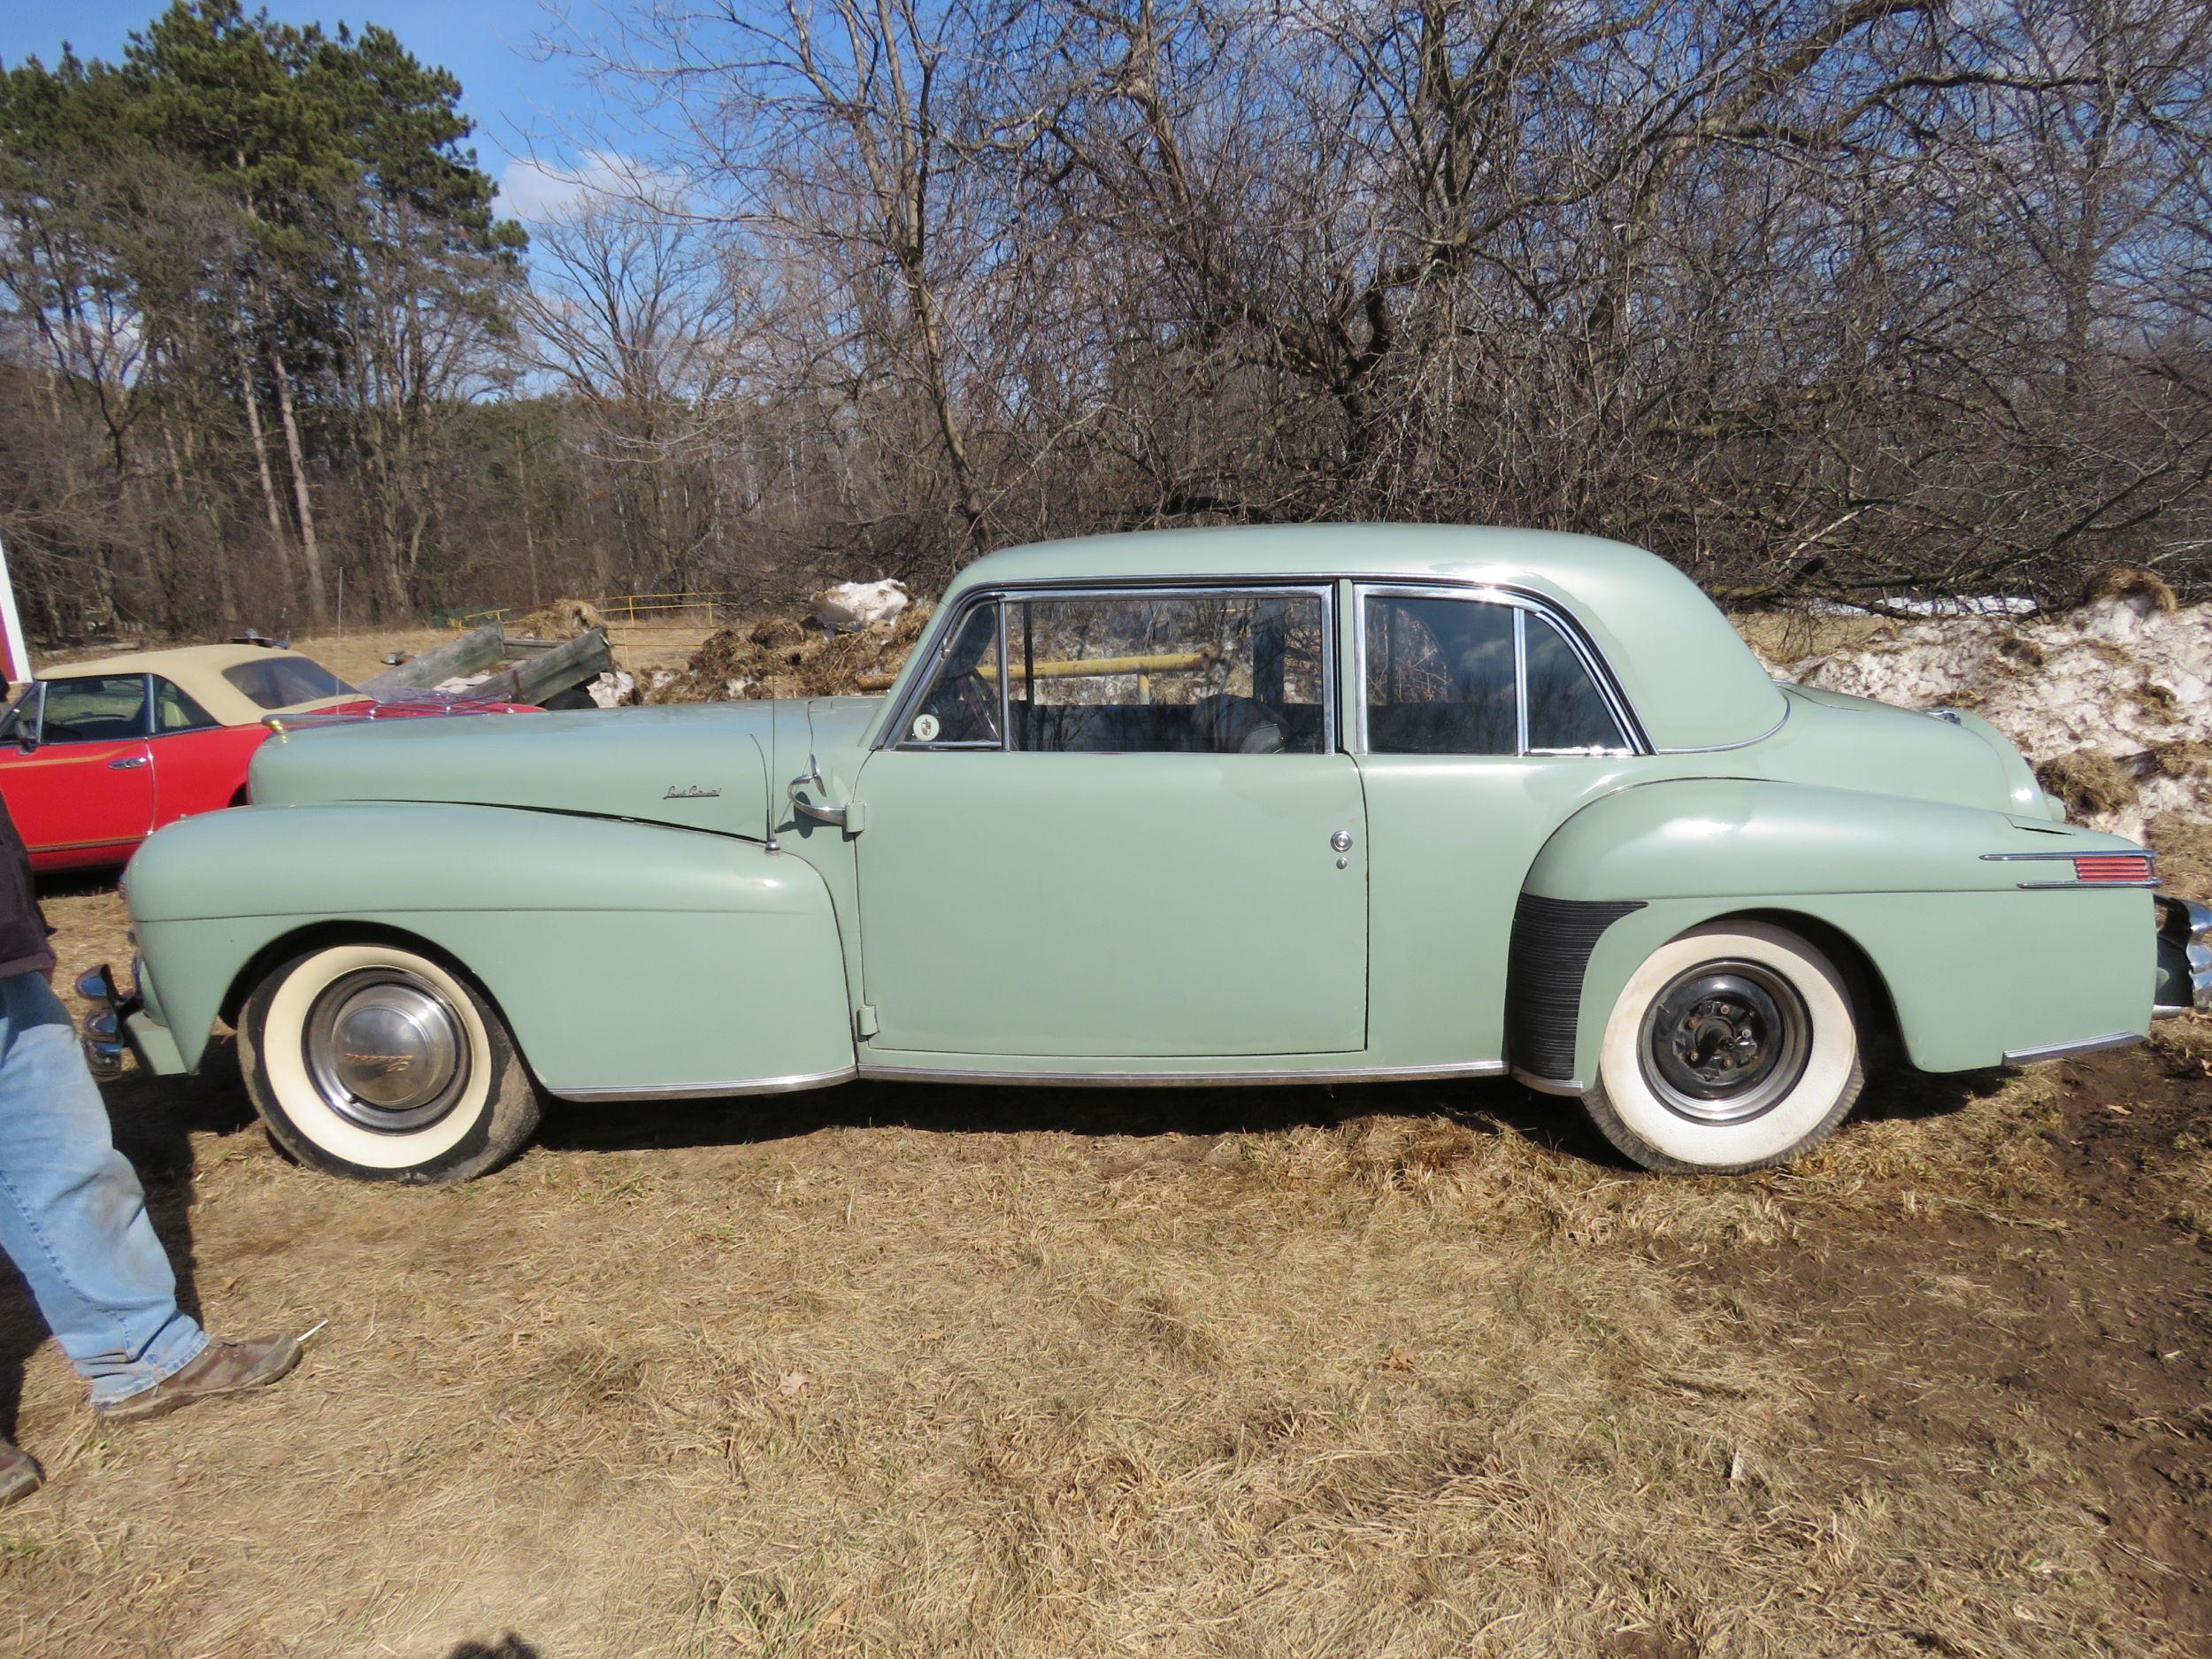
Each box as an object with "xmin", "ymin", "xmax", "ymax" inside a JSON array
[{"xmin": 4, "ymin": 0, "xmax": 2210, "ymax": 641}]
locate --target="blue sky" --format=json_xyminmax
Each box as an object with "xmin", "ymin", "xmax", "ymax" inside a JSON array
[{"xmin": 0, "ymin": 0, "xmax": 612, "ymax": 218}]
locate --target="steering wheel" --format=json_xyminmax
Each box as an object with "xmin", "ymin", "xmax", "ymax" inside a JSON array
[{"xmin": 952, "ymin": 672, "xmax": 1000, "ymax": 741}]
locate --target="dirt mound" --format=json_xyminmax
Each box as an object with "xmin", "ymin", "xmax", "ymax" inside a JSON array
[
  {"xmin": 639, "ymin": 602, "xmax": 933, "ymax": 704},
  {"xmin": 1771, "ymin": 588, "xmax": 2212, "ymax": 844}
]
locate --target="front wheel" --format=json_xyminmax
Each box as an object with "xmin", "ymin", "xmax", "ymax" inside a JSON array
[
  {"xmin": 1579, "ymin": 921, "xmax": 1863, "ymax": 1174},
  {"xmin": 239, "ymin": 941, "xmax": 542, "ymax": 1184}
]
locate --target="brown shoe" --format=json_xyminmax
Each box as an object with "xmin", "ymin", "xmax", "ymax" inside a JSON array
[
  {"xmin": 0, "ymin": 1437, "xmax": 42, "ymax": 1508},
  {"xmin": 94, "ymin": 1334, "xmax": 303, "ymax": 1425}
]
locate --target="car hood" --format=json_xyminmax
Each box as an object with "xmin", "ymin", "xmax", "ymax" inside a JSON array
[{"xmin": 249, "ymin": 696, "xmax": 887, "ymax": 839}]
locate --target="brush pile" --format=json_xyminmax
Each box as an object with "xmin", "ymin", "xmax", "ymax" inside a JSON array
[{"xmin": 635, "ymin": 602, "xmax": 934, "ymax": 705}]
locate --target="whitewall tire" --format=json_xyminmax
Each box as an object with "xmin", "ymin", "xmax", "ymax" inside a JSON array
[
  {"xmin": 1580, "ymin": 921, "xmax": 1863, "ymax": 1174},
  {"xmin": 240, "ymin": 941, "xmax": 542, "ymax": 1184}
]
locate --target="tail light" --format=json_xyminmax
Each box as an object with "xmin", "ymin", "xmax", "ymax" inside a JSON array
[{"xmin": 2069, "ymin": 854, "xmax": 2154, "ymax": 884}]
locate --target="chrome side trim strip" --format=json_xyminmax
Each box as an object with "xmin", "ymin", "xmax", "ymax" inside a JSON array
[
  {"xmin": 1981, "ymin": 849, "xmax": 2160, "ymax": 889},
  {"xmin": 549, "ymin": 1065, "xmax": 857, "ymax": 1103},
  {"xmin": 1654, "ymin": 697, "xmax": 1791, "ymax": 755},
  {"xmin": 854, "ymin": 1060, "xmax": 1507, "ymax": 1088},
  {"xmin": 1981, "ymin": 849, "xmax": 2157, "ymax": 864},
  {"xmin": 2001, "ymin": 1032, "xmax": 2142, "ymax": 1068},
  {"xmin": 1510, "ymin": 1066, "xmax": 1586, "ymax": 1097}
]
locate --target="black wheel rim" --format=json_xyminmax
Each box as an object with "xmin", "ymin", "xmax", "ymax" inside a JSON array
[{"xmin": 1636, "ymin": 959, "xmax": 1811, "ymax": 1125}]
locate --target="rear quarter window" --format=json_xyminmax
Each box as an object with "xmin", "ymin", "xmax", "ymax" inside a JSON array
[{"xmin": 220, "ymin": 656, "xmax": 355, "ymax": 710}]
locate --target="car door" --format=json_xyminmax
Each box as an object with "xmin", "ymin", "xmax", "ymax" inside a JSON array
[
  {"xmin": 1352, "ymin": 585, "xmax": 1646, "ymax": 1067},
  {"xmin": 0, "ymin": 673, "xmax": 156, "ymax": 863},
  {"xmin": 852, "ymin": 584, "xmax": 1369, "ymax": 1058},
  {"xmin": 146, "ymin": 673, "xmax": 262, "ymax": 827}
]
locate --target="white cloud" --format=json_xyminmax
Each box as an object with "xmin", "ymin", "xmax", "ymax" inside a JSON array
[{"xmin": 497, "ymin": 150, "xmax": 688, "ymax": 223}]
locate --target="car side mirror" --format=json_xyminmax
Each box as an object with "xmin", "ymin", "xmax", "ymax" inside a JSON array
[{"xmin": 13, "ymin": 731, "xmax": 35, "ymax": 754}]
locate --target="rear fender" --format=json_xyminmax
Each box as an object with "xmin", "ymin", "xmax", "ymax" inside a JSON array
[
  {"xmin": 125, "ymin": 803, "xmax": 856, "ymax": 1096},
  {"xmin": 1517, "ymin": 780, "xmax": 2154, "ymax": 1086}
]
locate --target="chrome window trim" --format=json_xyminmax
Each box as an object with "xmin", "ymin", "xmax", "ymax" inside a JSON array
[
  {"xmin": 1512, "ymin": 608, "xmax": 1531, "ymax": 755},
  {"xmin": 1352, "ymin": 581, "xmax": 1646, "ymax": 757},
  {"xmin": 874, "ymin": 581, "xmax": 1340, "ymax": 754}
]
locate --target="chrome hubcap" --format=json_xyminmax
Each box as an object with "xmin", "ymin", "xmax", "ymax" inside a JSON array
[
  {"xmin": 303, "ymin": 971, "xmax": 470, "ymax": 1133},
  {"xmin": 1638, "ymin": 960, "xmax": 1810, "ymax": 1125}
]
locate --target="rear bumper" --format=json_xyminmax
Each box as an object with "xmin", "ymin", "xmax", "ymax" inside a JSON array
[{"xmin": 2154, "ymin": 895, "xmax": 2211, "ymax": 1018}]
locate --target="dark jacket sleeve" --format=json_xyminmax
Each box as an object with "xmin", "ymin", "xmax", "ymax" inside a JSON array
[{"xmin": 0, "ymin": 791, "xmax": 56, "ymax": 980}]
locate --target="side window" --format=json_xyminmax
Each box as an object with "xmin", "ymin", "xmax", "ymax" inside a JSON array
[
  {"xmin": 1362, "ymin": 593, "xmax": 1632, "ymax": 757},
  {"xmin": 0, "ymin": 684, "xmax": 39, "ymax": 744},
  {"xmin": 1525, "ymin": 613, "xmax": 1629, "ymax": 753},
  {"xmin": 151, "ymin": 677, "xmax": 220, "ymax": 734},
  {"xmin": 899, "ymin": 603, "xmax": 1004, "ymax": 749},
  {"xmin": 1006, "ymin": 591, "xmax": 1326, "ymax": 754},
  {"xmin": 41, "ymin": 675, "xmax": 150, "ymax": 744},
  {"xmin": 1363, "ymin": 595, "xmax": 1518, "ymax": 755}
]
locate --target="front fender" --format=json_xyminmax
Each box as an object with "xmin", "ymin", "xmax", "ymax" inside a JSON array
[
  {"xmin": 125, "ymin": 803, "xmax": 856, "ymax": 1096},
  {"xmin": 1515, "ymin": 780, "xmax": 2154, "ymax": 1085}
]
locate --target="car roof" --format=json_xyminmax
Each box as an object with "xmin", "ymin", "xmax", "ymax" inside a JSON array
[
  {"xmin": 37, "ymin": 643, "xmax": 342, "ymax": 726},
  {"xmin": 42, "ymin": 642, "xmax": 303, "ymax": 680},
  {"xmin": 940, "ymin": 525, "xmax": 1785, "ymax": 751}
]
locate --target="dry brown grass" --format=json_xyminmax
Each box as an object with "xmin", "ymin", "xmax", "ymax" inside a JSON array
[
  {"xmin": 1728, "ymin": 610, "xmax": 1891, "ymax": 664},
  {"xmin": 2039, "ymin": 749, "xmax": 2143, "ymax": 818},
  {"xmin": 3, "ymin": 891, "xmax": 2199, "ymax": 1659}
]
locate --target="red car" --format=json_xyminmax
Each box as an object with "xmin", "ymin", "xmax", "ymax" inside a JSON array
[{"xmin": 0, "ymin": 643, "xmax": 536, "ymax": 872}]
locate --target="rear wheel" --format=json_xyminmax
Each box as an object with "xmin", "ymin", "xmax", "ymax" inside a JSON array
[
  {"xmin": 239, "ymin": 941, "xmax": 541, "ymax": 1184},
  {"xmin": 1579, "ymin": 921, "xmax": 1863, "ymax": 1174}
]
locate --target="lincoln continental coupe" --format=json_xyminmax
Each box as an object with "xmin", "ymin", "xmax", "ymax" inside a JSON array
[{"xmin": 90, "ymin": 526, "xmax": 2207, "ymax": 1182}]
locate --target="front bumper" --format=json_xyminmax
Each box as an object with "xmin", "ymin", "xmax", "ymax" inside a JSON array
[{"xmin": 2154, "ymin": 895, "xmax": 2211, "ymax": 1018}]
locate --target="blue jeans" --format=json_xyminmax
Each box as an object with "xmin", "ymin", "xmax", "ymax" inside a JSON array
[{"xmin": 0, "ymin": 971, "xmax": 207, "ymax": 1405}]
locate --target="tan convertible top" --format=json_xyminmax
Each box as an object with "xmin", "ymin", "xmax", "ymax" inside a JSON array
[{"xmin": 38, "ymin": 643, "xmax": 355, "ymax": 726}]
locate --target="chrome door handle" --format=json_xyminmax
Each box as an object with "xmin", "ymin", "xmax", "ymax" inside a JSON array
[
  {"xmin": 1330, "ymin": 829, "xmax": 1353, "ymax": 852},
  {"xmin": 108, "ymin": 756, "xmax": 149, "ymax": 770}
]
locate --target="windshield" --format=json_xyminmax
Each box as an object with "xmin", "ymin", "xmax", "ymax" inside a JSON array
[{"xmin": 220, "ymin": 654, "xmax": 357, "ymax": 710}]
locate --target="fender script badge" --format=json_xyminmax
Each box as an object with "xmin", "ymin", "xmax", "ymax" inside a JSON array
[{"xmin": 663, "ymin": 785, "xmax": 722, "ymax": 800}]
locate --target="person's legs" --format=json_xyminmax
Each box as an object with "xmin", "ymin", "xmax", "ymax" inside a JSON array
[{"xmin": 0, "ymin": 972, "xmax": 207, "ymax": 1406}]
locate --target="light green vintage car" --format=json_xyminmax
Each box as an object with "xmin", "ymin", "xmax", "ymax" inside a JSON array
[{"xmin": 92, "ymin": 526, "xmax": 2207, "ymax": 1183}]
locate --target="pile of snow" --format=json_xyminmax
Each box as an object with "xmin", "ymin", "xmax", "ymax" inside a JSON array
[
  {"xmin": 811, "ymin": 579, "xmax": 910, "ymax": 633},
  {"xmin": 1808, "ymin": 595, "xmax": 2037, "ymax": 618},
  {"xmin": 1770, "ymin": 575, "xmax": 2210, "ymax": 841},
  {"xmin": 584, "ymin": 670, "xmax": 634, "ymax": 709}
]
